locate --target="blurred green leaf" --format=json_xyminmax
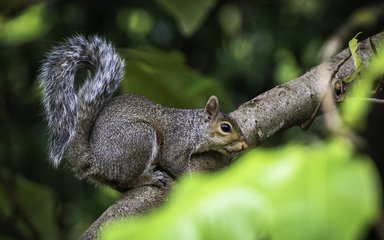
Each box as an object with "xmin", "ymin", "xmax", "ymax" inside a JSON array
[
  {"xmin": 97, "ymin": 186, "xmax": 122, "ymax": 206},
  {"xmin": 274, "ymin": 48, "xmax": 302, "ymax": 84},
  {"xmin": 350, "ymin": 8, "xmax": 377, "ymax": 27},
  {"xmin": 120, "ymin": 47, "xmax": 232, "ymax": 110},
  {"xmin": 0, "ymin": 3, "xmax": 49, "ymax": 44},
  {"xmin": 15, "ymin": 175, "xmax": 58, "ymax": 240},
  {"xmin": 0, "ymin": 173, "xmax": 58, "ymax": 240},
  {"xmin": 0, "ymin": 0, "xmax": 40, "ymax": 16},
  {"xmin": 263, "ymin": 139, "xmax": 379, "ymax": 240},
  {"xmin": 116, "ymin": 8, "xmax": 154, "ymax": 38},
  {"xmin": 218, "ymin": 3, "xmax": 242, "ymax": 36},
  {"xmin": 101, "ymin": 138, "xmax": 380, "ymax": 240},
  {"xmin": 155, "ymin": 0, "xmax": 217, "ymax": 36}
]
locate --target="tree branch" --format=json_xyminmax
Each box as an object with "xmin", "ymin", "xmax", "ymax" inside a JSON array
[
  {"xmin": 80, "ymin": 185, "xmax": 172, "ymax": 240},
  {"xmin": 231, "ymin": 31, "xmax": 383, "ymax": 145},
  {"xmin": 81, "ymin": 31, "xmax": 384, "ymax": 239}
]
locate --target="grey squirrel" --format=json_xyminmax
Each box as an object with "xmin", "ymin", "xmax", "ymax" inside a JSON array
[{"xmin": 39, "ymin": 35, "xmax": 248, "ymax": 191}]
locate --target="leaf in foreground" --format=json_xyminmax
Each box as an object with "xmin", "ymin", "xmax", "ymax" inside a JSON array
[{"xmin": 101, "ymin": 138, "xmax": 380, "ymax": 240}]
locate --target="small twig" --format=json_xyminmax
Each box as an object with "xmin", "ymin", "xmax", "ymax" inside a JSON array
[{"xmin": 349, "ymin": 97, "xmax": 384, "ymax": 104}]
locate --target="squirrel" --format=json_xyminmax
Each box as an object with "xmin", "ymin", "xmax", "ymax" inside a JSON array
[{"xmin": 38, "ymin": 35, "xmax": 248, "ymax": 192}]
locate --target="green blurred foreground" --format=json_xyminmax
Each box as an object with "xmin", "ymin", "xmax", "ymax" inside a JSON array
[{"xmin": 102, "ymin": 138, "xmax": 380, "ymax": 240}]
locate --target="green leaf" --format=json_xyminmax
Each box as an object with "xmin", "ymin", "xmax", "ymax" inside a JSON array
[
  {"xmin": 0, "ymin": 4, "xmax": 50, "ymax": 44},
  {"xmin": 343, "ymin": 32, "xmax": 362, "ymax": 83},
  {"xmin": 0, "ymin": 172, "xmax": 58, "ymax": 240},
  {"xmin": 119, "ymin": 47, "xmax": 232, "ymax": 110},
  {"xmin": 116, "ymin": 8, "xmax": 154, "ymax": 38},
  {"xmin": 100, "ymin": 138, "xmax": 380, "ymax": 240},
  {"xmin": 155, "ymin": 0, "xmax": 217, "ymax": 36},
  {"xmin": 274, "ymin": 48, "xmax": 302, "ymax": 84},
  {"xmin": 349, "ymin": 32, "xmax": 362, "ymax": 70},
  {"xmin": 263, "ymin": 139, "xmax": 379, "ymax": 240},
  {"xmin": 15, "ymin": 176, "xmax": 59, "ymax": 240}
]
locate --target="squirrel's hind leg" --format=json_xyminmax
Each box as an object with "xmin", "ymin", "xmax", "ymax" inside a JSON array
[{"xmin": 89, "ymin": 121, "xmax": 162, "ymax": 191}]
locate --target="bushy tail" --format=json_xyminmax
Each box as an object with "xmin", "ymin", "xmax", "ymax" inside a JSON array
[{"xmin": 39, "ymin": 35, "xmax": 125, "ymax": 167}]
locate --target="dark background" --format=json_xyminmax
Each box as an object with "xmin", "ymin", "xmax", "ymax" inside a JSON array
[{"xmin": 1, "ymin": 0, "xmax": 383, "ymax": 239}]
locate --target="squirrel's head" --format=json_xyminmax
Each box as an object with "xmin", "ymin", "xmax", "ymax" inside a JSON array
[{"xmin": 200, "ymin": 95, "xmax": 248, "ymax": 155}]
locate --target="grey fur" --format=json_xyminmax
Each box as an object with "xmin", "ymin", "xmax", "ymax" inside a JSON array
[
  {"xmin": 39, "ymin": 35, "xmax": 248, "ymax": 191},
  {"xmin": 39, "ymin": 35, "xmax": 124, "ymax": 167}
]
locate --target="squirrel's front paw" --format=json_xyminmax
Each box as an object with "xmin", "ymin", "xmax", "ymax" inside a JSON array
[{"xmin": 124, "ymin": 169, "xmax": 174, "ymax": 190}]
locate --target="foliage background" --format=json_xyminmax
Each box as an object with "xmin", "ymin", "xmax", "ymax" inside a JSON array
[{"xmin": 0, "ymin": 0, "xmax": 384, "ymax": 239}]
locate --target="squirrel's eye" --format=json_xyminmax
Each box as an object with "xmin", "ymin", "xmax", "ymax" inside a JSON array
[{"xmin": 220, "ymin": 123, "xmax": 232, "ymax": 133}]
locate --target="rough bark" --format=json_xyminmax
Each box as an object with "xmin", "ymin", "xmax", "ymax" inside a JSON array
[
  {"xmin": 81, "ymin": 31, "xmax": 384, "ymax": 239},
  {"xmin": 80, "ymin": 186, "xmax": 172, "ymax": 240}
]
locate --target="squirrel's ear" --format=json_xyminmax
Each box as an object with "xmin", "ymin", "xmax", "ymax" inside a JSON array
[{"xmin": 204, "ymin": 95, "xmax": 219, "ymax": 121}]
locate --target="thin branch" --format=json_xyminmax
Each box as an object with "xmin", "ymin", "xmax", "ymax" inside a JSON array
[{"xmin": 349, "ymin": 97, "xmax": 384, "ymax": 104}]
